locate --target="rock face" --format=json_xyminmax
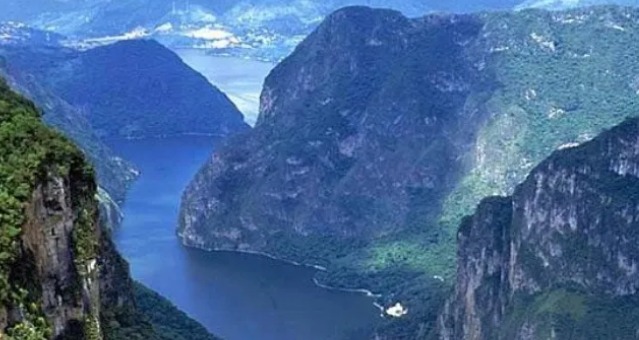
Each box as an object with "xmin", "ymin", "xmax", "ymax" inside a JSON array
[
  {"xmin": 16, "ymin": 170, "xmax": 102, "ymax": 338},
  {"xmin": 0, "ymin": 78, "xmax": 111, "ymax": 338},
  {"xmin": 179, "ymin": 5, "xmax": 639, "ymax": 270},
  {"xmin": 438, "ymin": 117, "xmax": 639, "ymax": 339}
]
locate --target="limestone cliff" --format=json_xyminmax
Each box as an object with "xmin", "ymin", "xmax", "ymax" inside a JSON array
[
  {"xmin": 438, "ymin": 117, "xmax": 639, "ymax": 339},
  {"xmin": 0, "ymin": 78, "xmax": 105, "ymax": 338}
]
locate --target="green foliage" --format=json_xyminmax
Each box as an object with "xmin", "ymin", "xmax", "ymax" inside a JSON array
[
  {"xmin": 6, "ymin": 321, "xmax": 48, "ymax": 340},
  {"xmin": 133, "ymin": 283, "xmax": 219, "ymax": 340},
  {"xmin": 501, "ymin": 289, "xmax": 639, "ymax": 339},
  {"xmin": 5, "ymin": 289, "xmax": 51, "ymax": 340},
  {"xmin": 102, "ymin": 283, "xmax": 219, "ymax": 340},
  {"xmin": 72, "ymin": 204, "xmax": 99, "ymax": 268},
  {"xmin": 101, "ymin": 304, "xmax": 158, "ymax": 340},
  {"xmin": 83, "ymin": 316, "xmax": 101, "ymax": 340}
]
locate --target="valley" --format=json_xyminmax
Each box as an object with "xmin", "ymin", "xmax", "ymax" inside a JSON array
[
  {"xmin": 2, "ymin": 1, "xmax": 639, "ymax": 340},
  {"xmin": 108, "ymin": 136, "xmax": 381, "ymax": 340}
]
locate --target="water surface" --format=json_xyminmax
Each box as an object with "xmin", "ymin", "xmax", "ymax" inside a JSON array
[
  {"xmin": 175, "ymin": 50, "xmax": 274, "ymax": 125},
  {"xmin": 109, "ymin": 137, "xmax": 380, "ymax": 340}
]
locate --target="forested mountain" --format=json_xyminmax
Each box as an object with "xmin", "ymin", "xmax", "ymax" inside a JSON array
[
  {"xmin": 1, "ymin": 38, "xmax": 247, "ymax": 140},
  {"xmin": 0, "ymin": 79, "xmax": 218, "ymax": 339},
  {"xmin": 179, "ymin": 5, "xmax": 639, "ymax": 337}
]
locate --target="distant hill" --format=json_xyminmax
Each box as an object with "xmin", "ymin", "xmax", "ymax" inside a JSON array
[
  {"xmin": 0, "ymin": 0, "xmax": 597, "ymax": 61},
  {"xmin": 5, "ymin": 1, "xmax": 638, "ymax": 59},
  {"xmin": 43, "ymin": 39, "xmax": 248, "ymax": 138}
]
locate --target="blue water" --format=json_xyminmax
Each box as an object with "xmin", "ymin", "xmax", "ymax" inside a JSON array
[
  {"xmin": 108, "ymin": 137, "xmax": 379, "ymax": 340},
  {"xmin": 175, "ymin": 50, "xmax": 274, "ymax": 126}
]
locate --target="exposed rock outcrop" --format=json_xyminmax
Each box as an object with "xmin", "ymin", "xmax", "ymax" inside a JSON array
[{"xmin": 438, "ymin": 117, "xmax": 639, "ymax": 339}]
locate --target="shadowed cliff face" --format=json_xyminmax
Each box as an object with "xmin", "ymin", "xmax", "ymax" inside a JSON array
[
  {"xmin": 180, "ymin": 4, "xmax": 639, "ymax": 267},
  {"xmin": 439, "ymin": 117, "xmax": 639, "ymax": 340}
]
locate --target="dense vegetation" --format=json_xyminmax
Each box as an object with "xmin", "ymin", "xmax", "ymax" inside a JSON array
[
  {"xmin": 102, "ymin": 284, "xmax": 220, "ymax": 340},
  {"xmin": 133, "ymin": 283, "xmax": 219, "ymax": 340},
  {"xmin": 501, "ymin": 290, "xmax": 639, "ymax": 339}
]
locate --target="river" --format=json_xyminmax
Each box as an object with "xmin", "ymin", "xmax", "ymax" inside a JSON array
[
  {"xmin": 175, "ymin": 49, "xmax": 274, "ymax": 126},
  {"xmin": 109, "ymin": 135, "xmax": 380, "ymax": 340}
]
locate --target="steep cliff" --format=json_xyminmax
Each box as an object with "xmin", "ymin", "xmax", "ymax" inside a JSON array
[
  {"xmin": 180, "ymin": 5, "xmax": 494, "ymax": 259},
  {"xmin": 438, "ymin": 117, "xmax": 639, "ymax": 339},
  {"xmin": 0, "ymin": 80, "xmax": 217, "ymax": 339}
]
